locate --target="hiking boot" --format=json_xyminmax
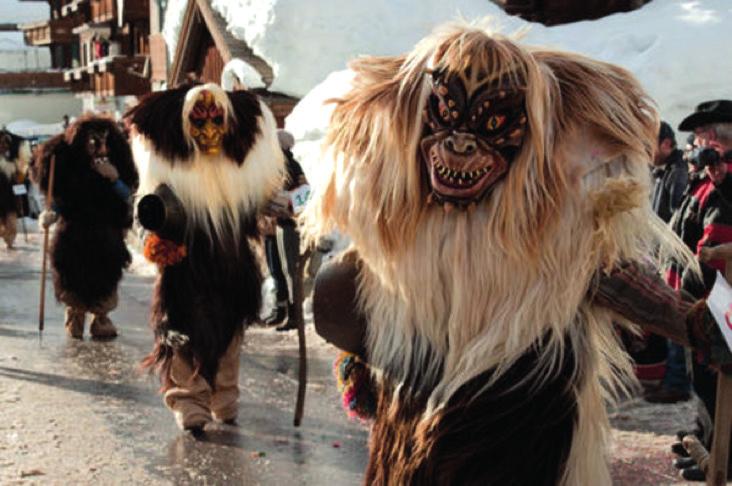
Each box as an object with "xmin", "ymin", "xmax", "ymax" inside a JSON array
[
  {"xmin": 64, "ymin": 308, "xmax": 85, "ymax": 339},
  {"xmin": 264, "ymin": 303, "xmax": 287, "ymax": 326},
  {"xmin": 89, "ymin": 314, "xmax": 118, "ymax": 339},
  {"xmin": 680, "ymin": 465, "xmax": 706, "ymax": 481},
  {"xmin": 276, "ymin": 303, "xmax": 299, "ymax": 331}
]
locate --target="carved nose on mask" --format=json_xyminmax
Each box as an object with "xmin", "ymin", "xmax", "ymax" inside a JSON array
[{"xmin": 445, "ymin": 133, "xmax": 477, "ymax": 155}]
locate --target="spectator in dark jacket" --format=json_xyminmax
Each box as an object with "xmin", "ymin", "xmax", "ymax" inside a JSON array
[
  {"xmin": 651, "ymin": 121, "xmax": 688, "ymax": 223},
  {"xmin": 262, "ymin": 130, "xmax": 310, "ymax": 331},
  {"xmin": 665, "ymin": 100, "xmax": 732, "ymax": 481},
  {"xmin": 643, "ymin": 122, "xmax": 691, "ymax": 405}
]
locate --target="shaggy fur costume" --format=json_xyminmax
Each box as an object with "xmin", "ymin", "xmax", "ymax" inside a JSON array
[
  {"xmin": 34, "ymin": 116, "xmax": 137, "ymax": 309},
  {"xmin": 129, "ymin": 83, "xmax": 284, "ymax": 389},
  {"xmin": 0, "ymin": 130, "xmax": 30, "ymax": 247},
  {"xmin": 305, "ymin": 22, "xmax": 698, "ymax": 485}
]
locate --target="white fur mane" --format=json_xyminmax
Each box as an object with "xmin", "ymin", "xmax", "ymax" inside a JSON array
[{"xmin": 132, "ymin": 98, "xmax": 284, "ymax": 240}]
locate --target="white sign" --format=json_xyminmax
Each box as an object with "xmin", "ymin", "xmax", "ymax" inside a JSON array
[
  {"xmin": 706, "ymin": 271, "xmax": 732, "ymax": 352},
  {"xmin": 12, "ymin": 184, "xmax": 27, "ymax": 196},
  {"xmin": 289, "ymin": 184, "xmax": 311, "ymax": 215}
]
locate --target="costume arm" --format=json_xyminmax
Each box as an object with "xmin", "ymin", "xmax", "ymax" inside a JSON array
[
  {"xmin": 592, "ymin": 260, "xmax": 731, "ymax": 366},
  {"xmin": 668, "ymin": 164, "xmax": 688, "ymax": 213},
  {"xmin": 592, "ymin": 261, "xmax": 694, "ymax": 346}
]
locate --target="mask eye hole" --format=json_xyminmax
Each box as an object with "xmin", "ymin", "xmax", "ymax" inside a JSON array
[
  {"xmin": 486, "ymin": 115, "xmax": 506, "ymax": 131},
  {"xmin": 213, "ymin": 115, "xmax": 224, "ymax": 126},
  {"xmin": 190, "ymin": 117, "xmax": 205, "ymax": 128}
]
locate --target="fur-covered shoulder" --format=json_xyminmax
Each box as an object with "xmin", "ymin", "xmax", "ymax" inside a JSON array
[
  {"xmin": 32, "ymin": 133, "xmax": 68, "ymax": 192},
  {"xmin": 224, "ymin": 89, "xmax": 263, "ymax": 164},
  {"xmin": 126, "ymin": 85, "xmax": 192, "ymax": 162}
]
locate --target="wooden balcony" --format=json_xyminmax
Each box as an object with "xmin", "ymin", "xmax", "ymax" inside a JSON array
[
  {"xmin": 61, "ymin": 0, "xmax": 89, "ymax": 18},
  {"xmin": 66, "ymin": 55, "xmax": 149, "ymax": 96},
  {"xmin": 90, "ymin": 0, "xmax": 115, "ymax": 24},
  {"xmin": 19, "ymin": 18, "xmax": 76, "ymax": 46},
  {"xmin": 63, "ymin": 66, "xmax": 92, "ymax": 92}
]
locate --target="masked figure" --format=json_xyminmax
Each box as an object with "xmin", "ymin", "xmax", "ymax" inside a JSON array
[
  {"xmin": 0, "ymin": 130, "xmax": 31, "ymax": 249},
  {"xmin": 128, "ymin": 83, "xmax": 284, "ymax": 434},
  {"xmin": 34, "ymin": 116, "xmax": 138, "ymax": 339},
  {"xmin": 306, "ymin": 22, "xmax": 731, "ymax": 485}
]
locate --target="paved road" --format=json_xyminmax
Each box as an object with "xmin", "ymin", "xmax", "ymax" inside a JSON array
[{"xmin": 0, "ymin": 230, "xmax": 368, "ymax": 485}]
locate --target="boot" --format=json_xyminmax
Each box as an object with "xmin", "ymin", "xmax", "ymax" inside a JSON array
[
  {"xmin": 275, "ymin": 303, "xmax": 299, "ymax": 332},
  {"xmin": 64, "ymin": 307, "xmax": 85, "ymax": 339},
  {"xmin": 264, "ymin": 302, "xmax": 287, "ymax": 326},
  {"xmin": 89, "ymin": 314, "xmax": 118, "ymax": 339}
]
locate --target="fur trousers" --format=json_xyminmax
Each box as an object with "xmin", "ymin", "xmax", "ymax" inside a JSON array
[
  {"xmin": 163, "ymin": 332, "xmax": 242, "ymax": 430},
  {"xmin": 0, "ymin": 212, "xmax": 17, "ymax": 248}
]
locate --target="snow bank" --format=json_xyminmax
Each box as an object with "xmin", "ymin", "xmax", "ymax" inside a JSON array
[
  {"xmin": 221, "ymin": 58, "xmax": 266, "ymax": 90},
  {"xmin": 209, "ymin": 0, "xmax": 515, "ymax": 97},
  {"xmin": 162, "ymin": 0, "xmax": 189, "ymax": 63},
  {"xmin": 282, "ymin": 0, "xmax": 732, "ymax": 191}
]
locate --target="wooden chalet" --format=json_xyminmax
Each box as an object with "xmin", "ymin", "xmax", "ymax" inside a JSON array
[
  {"xmin": 19, "ymin": 0, "xmax": 151, "ymax": 110},
  {"xmin": 166, "ymin": 0, "xmax": 298, "ymax": 127}
]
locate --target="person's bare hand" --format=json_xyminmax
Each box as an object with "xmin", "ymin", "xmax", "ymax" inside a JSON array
[{"xmin": 94, "ymin": 161, "xmax": 119, "ymax": 181}]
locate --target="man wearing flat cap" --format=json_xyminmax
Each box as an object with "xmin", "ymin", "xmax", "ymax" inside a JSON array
[{"xmin": 668, "ymin": 99, "xmax": 732, "ymax": 481}]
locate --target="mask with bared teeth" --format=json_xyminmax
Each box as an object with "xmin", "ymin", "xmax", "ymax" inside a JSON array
[{"xmin": 420, "ymin": 68, "xmax": 527, "ymax": 209}]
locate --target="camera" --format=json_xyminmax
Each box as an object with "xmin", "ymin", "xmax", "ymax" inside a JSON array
[{"xmin": 686, "ymin": 147, "xmax": 722, "ymax": 168}]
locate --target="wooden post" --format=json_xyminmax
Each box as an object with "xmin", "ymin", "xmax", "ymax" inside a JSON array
[
  {"xmin": 293, "ymin": 246, "xmax": 312, "ymax": 427},
  {"xmin": 38, "ymin": 155, "xmax": 56, "ymax": 333},
  {"xmin": 699, "ymin": 243, "xmax": 732, "ymax": 485}
]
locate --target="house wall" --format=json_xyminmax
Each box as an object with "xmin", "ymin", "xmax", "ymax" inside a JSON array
[{"xmin": 0, "ymin": 91, "xmax": 82, "ymax": 126}]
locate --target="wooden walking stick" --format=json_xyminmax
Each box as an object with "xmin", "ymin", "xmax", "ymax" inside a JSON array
[
  {"xmin": 698, "ymin": 243, "xmax": 732, "ymax": 486},
  {"xmin": 38, "ymin": 155, "xmax": 56, "ymax": 334},
  {"xmin": 293, "ymin": 246, "xmax": 312, "ymax": 427}
]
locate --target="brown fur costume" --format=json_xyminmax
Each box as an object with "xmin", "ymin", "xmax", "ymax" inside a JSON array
[
  {"xmin": 34, "ymin": 116, "xmax": 138, "ymax": 310},
  {"xmin": 305, "ymin": 22, "xmax": 697, "ymax": 485},
  {"xmin": 0, "ymin": 130, "xmax": 30, "ymax": 248},
  {"xmin": 128, "ymin": 83, "xmax": 284, "ymax": 428}
]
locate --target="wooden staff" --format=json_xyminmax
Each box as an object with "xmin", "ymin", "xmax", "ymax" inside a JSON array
[
  {"xmin": 293, "ymin": 245, "xmax": 312, "ymax": 427},
  {"xmin": 38, "ymin": 155, "xmax": 56, "ymax": 334},
  {"xmin": 698, "ymin": 243, "xmax": 732, "ymax": 486}
]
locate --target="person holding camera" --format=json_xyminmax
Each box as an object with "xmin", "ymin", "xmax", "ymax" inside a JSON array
[{"xmin": 665, "ymin": 100, "xmax": 732, "ymax": 481}]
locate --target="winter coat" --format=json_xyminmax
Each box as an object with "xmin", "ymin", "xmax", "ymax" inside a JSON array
[
  {"xmin": 651, "ymin": 149, "xmax": 688, "ymax": 223},
  {"xmin": 666, "ymin": 170, "xmax": 732, "ymax": 297}
]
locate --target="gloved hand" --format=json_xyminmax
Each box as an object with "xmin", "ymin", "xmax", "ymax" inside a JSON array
[
  {"xmin": 93, "ymin": 160, "xmax": 119, "ymax": 182},
  {"xmin": 39, "ymin": 209, "xmax": 58, "ymax": 229}
]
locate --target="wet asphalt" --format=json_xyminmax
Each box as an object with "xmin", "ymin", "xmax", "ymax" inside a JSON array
[{"xmin": 0, "ymin": 232, "xmax": 368, "ymax": 485}]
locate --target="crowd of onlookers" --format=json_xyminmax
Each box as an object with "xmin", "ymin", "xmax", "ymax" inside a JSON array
[{"xmin": 635, "ymin": 99, "xmax": 732, "ymax": 481}]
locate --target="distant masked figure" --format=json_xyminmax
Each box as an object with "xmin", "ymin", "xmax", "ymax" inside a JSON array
[
  {"xmin": 34, "ymin": 116, "xmax": 138, "ymax": 339},
  {"xmin": 128, "ymin": 83, "xmax": 284, "ymax": 433},
  {"xmin": 0, "ymin": 129, "xmax": 31, "ymax": 249}
]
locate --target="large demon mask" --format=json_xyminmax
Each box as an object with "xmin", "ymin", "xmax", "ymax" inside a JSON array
[
  {"xmin": 421, "ymin": 69, "xmax": 527, "ymax": 207},
  {"xmin": 187, "ymin": 89, "xmax": 226, "ymax": 155}
]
